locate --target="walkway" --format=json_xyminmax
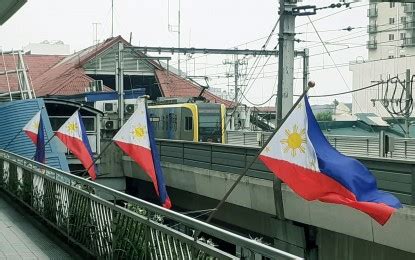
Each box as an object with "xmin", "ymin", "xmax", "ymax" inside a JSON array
[{"xmin": 0, "ymin": 196, "xmax": 74, "ymax": 259}]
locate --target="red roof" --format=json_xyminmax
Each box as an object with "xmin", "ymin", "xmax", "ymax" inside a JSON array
[
  {"xmin": 33, "ymin": 37, "xmax": 125, "ymax": 96},
  {"xmin": 155, "ymin": 69, "xmax": 234, "ymax": 107},
  {"xmin": 0, "ymin": 55, "xmax": 65, "ymax": 94},
  {"xmin": 0, "ymin": 36, "xmax": 233, "ymax": 106}
]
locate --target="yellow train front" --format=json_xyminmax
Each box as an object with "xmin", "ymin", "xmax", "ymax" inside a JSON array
[{"xmin": 148, "ymin": 102, "xmax": 226, "ymax": 144}]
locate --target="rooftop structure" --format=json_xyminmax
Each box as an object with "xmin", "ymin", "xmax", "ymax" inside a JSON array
[{"xmin": 23, "ymin": 41, "xmax": 70, "ymax": 55}]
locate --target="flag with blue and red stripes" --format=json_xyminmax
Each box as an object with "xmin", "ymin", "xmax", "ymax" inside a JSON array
[
  {"xmin": 23, "ymin": 111, "xmax": 46, "ymax": 163},
  {"xmin": 113, "ymin": 99, "xmax": 171, "ymax": 208},
  {"xmin": 259, "ymin": 96, "xmax": 401, "ymax": 225},
  {"xmin": 56, "ymin": 111, "xmax": 97, "ymax": 180}
]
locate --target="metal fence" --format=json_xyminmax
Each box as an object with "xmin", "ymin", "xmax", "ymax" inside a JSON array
[
  {"xmin": 325, "ymin": 135, "xmax": 380, "ymax": 157},
  {"xmin": 390, "ymin": 138, "xmax": 415, "ymax": 160},
  {"xmin": 0, "ymin": 149, "xmax": 300, "ymax": 260},
  {"xmin": 227, "ymin": 131, "xmax": 415, "ymax": 159}
]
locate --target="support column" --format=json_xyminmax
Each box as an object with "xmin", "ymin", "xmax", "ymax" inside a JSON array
[{"xmin": 117, "ymin": 42, "xmax": 124, "ymax": 127}]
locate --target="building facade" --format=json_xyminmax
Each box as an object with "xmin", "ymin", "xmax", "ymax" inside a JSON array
[
  {"xmin": 368, "ymin": 2, "xmax": 415, "ymax": 60},
  {"xmin": 350, "ymin": 2, "xmax": 415, "ymax": 117}
]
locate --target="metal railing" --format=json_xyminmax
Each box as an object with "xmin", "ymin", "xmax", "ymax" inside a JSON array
[
  {"xmin": 403, "ymin": 21, "xmax": 415, "ymax": 30},
  {"xmin": 367, "ymin": 24, "xmax": 377, "ymax": 33},
  {"xmin": 0, "ymin": 149, "xmax": 300, "ymax": 260},
  {"xmin": 367, "ymin": 39, "xmax": 377, "ymax": 49},
  {"xmin": 404, "ymin": 3, "xmax": 415, "ymax": 13},
  {"xmin": 403, "ymin": 37, "xmax": 415, "ymax": 47},
  {"xmin": 367, "ymin": 8, "xmax": 378, "ymax": 17}
]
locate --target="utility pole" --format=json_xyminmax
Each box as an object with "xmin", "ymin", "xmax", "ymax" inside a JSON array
[
  {"xmin": 274, "ymin": 0, "xmax": 315, "ymax": 221},
  {"xmin": 276, "ymin": 0, "xmax": 296, "ymax": 126},
  {"xmin": 234, "ymin": 54, "xmax": 239, "ymax": 108},
  {"xmin": 168, "ymin": 0, "xmax": 181, "ymax": 75},
  {"xmin": 117, "ymin": 42, "xmax": 124, "ymax": 127},
  {"xmin": 405, "ymin": 69, "xmax": 411, "ymax": 138},
  {"xmin": 111, "ymin": 0, "xmax": 114, "ymax": 37},
  {"xmin": 178, "ymin": 0, "xmax": 181, "ymax": 75},
  {"xmin": 303, "ymin": 48, "xmax": 309, "ymax": 92}
]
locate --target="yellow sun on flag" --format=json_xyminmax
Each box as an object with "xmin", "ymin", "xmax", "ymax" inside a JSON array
[
  {"xmin": 132, "ymin": 125, "xmax": 146, "ymax": 139},
  {"xmin": 280, "ymin": 124, "xmax": 306, "ymax": 156},
  {"xmin": 32, "ymin": 122, "xmax": 39, "ymax": 130},
  {"xmin": 67, "ymin": 122, "xmax": 78, "ymax": 134}
]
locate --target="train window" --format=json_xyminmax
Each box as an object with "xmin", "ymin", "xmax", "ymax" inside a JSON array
[
  {"xmin": 150, "ymin": 116, "xmax": 160, "ymax": 129},
  {"xmin": 185, "ymin": 117, "xmax": 193, "ymax": 131}
]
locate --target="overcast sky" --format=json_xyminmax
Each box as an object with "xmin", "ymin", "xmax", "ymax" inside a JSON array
[{"xmin": 0, "ymin": 0, "xmax": 369, "ymax": 107}]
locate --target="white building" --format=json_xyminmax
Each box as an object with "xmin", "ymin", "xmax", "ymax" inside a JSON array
[
  {"xmin": 24, "ymin": 41, "xmax": 70, "ymax": 55},
  {"xmin": 350, "ymin": 2, "xmax": 415, "ymax": 117},
  {"xmin": 368, "ymin": 2, "xmax": 415, "ymax": 60}
]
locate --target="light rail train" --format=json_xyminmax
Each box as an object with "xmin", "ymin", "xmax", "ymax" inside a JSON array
[{"xmin": 148, "ymin": 102, "xmax": 226, "ymax": 144}]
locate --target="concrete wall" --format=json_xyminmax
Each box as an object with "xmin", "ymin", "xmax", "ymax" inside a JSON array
[
  {"xmin": 122, "ymin": 157, "xmax": 415, "ymax": 258},
  {"xmin": 123, "ymin": 158, "xmax": 307, "ymax": 257},
  {"xmin": 282, "ymin": 184, "xmax": 415, "ymax": 255}
]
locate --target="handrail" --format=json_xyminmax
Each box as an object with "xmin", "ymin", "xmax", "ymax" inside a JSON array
[{"xmin": 0, "ymin": 149, "xmax": 301, "ymax": 259}]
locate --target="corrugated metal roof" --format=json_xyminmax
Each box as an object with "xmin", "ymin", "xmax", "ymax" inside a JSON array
[{"xmin": 0, "ymin": 99, "xmax": 69, "ymax": 171}]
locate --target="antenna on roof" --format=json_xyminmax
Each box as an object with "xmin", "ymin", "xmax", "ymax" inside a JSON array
[{"xmin": 92, "ymin": 22, "xmax": 101, "ymax": 46}]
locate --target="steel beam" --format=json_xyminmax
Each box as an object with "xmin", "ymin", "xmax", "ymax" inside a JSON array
[{"xmin": 125, "ymin": 46, "xmax": 279, "ymax": 56}]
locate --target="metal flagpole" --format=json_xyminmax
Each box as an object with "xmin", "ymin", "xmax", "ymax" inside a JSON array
[
  {"xmin": 194, "ymin": 81, "xmax": 315, "ymax": 238},
  {"xmin": 3, "ymin": 129, "xmax": 23, "ymax": 150},
  {"xmin": 79, "ymin": 141, "xmax": 114, "ymax": 178}
]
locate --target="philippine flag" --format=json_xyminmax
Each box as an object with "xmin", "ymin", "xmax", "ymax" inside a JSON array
[
  {"xmin": 23, "ymin": 111, "xmax": 46, "ymax": 163},
  {"xmin": 259, "ymin": 96, "xmax": 402, "ymax": 225},
  {"xmin": 56, "ymin": 111, "xmax": 97, "ymax": 180},
  {"xmin": 113, "ymin": 99, "xmax": 172, "ymax": 209}
]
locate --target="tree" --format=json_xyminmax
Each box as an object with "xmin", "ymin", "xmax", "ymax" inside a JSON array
[{"xmin": 315, "ymin": 111, "xmax": 333, "ymax": 121}]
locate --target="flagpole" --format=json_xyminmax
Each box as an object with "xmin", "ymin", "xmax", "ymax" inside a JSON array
[
  {"xmin": 79, "ymin": 141, "xmax": 114, "ymax": 177},
  {"xmin": 3, "ymin": 129, "xmax": 24, "ymax": 150},
  {"xmin": 196, "ymin": 81, "xmax": 315, "ymax": 236}
]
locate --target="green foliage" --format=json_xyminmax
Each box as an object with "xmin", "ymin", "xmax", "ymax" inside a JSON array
[{"xmin": 315, "ymin": 111, "xmax": 333, "ymax": 121}]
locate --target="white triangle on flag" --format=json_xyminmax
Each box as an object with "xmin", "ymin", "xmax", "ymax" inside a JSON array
[
  {"xmin": 56, "ymin": 111, "xmax": 83, "ymax": 141},
  {"xmin": 113, "ymin": 98, "xmax": 150, "ymax": 149},
  {"xmin": 260, "ymin": 97, "xmax": 319, "ymax": 172},
  {"xmin": 23, "ymin": 111, "xmax": 41, "ymax": 135}
]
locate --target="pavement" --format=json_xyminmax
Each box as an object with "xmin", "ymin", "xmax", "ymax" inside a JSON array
[{"xmin": 0, "ymin": 196, "xmax": 74, "ymax": 259}]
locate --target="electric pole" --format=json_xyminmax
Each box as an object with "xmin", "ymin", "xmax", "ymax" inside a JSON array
[
  {"xmin": 111, "ymin": 0, "xmax": 114, "ymax": 37},
  {"xmin": 234, "ymin": 55, "xmax": 239, "ymax": 108},
  {"xmin": 117, "ymin": 42, "xmax": 124, "ymax": 127},
  {"xmin": 405, "ymin": 69, "xmax": 411, "ymax": 138},
  {"xmin": 276, "ymin": 0, "xmax": 296, "ymax": 126},
  {"xmin": 168, "ymin": 0, "xmax": 181, "ymax": 75}
]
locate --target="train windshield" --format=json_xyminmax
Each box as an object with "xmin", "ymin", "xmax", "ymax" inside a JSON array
[{"xmin": 198, "ymin": 104, "xmax": 222, "ymax": 143}]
